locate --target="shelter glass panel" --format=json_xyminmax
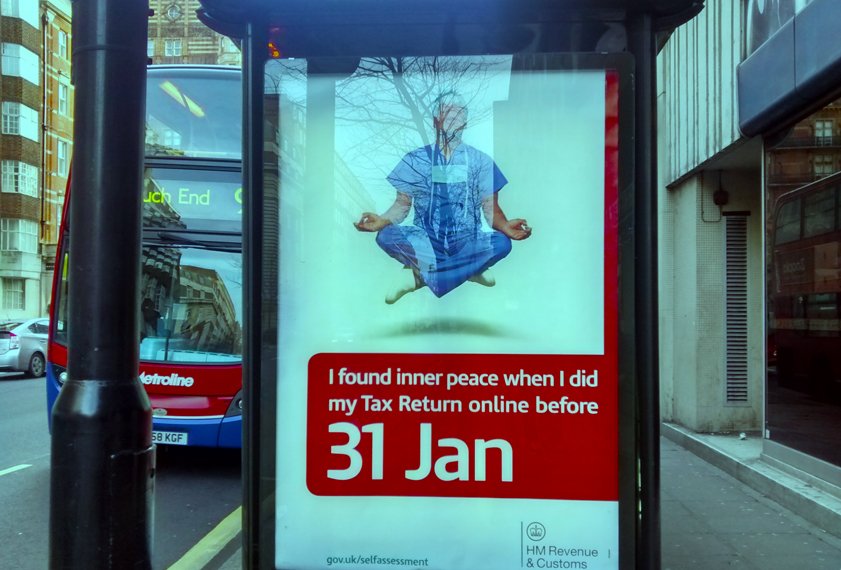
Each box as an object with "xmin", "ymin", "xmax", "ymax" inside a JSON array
[
  {"xmin": 765, "ymin": 96, "xmax": 841, "ymax": 469},
  {"xmin": 264, "ymin": 53, "xmax": 623, "ymax": 570}
]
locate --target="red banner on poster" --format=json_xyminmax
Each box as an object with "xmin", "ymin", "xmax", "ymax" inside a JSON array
[{"xmin": 306, "ymin": 352, "xmax": 618, "ymax": 500}]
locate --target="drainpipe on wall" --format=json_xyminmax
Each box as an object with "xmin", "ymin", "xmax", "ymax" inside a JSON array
[{"xmin": 41, "ymin": 9, "xmax": 53, "ymax": 317}]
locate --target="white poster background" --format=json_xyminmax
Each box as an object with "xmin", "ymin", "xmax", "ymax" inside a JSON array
[{"xmin": 271, "ymin": 59, "xmax": 617, "ymax": 569}]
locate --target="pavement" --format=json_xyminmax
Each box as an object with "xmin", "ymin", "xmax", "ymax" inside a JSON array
[
  {"xmin": 661, "ymin": 424, "xmax": 841, "ymax": 569},
  {"xmin": 205, "ymin": 424, "xmax": 841, "ymax": 569}
]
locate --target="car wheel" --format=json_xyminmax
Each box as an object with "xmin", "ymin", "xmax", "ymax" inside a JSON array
[{"xmin": 28, "ymin": 352, "xmax": 46, "ymax": 377}]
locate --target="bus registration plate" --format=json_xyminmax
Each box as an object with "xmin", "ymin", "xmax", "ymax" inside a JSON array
[{"xmin": 153, "ymin": 431, "xmax": 188, "ymax": 446}]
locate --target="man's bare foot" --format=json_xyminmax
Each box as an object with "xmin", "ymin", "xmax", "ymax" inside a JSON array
[
  {"xmin": 385, "ymin": 269, "xmax": 422, "ymax": 304},
  {"xmin": 469, "ymin": 270, "xmax": 495, "ymax": 287}
]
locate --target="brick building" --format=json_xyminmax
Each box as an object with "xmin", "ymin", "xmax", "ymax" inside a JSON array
[
  {"xmin": 659, "ymin": 0, "xmax": 841, "ymax": 509},
  {"xmin": 1, "ymin": 0, "xmax": 239, "ymax": 319},
  {"xmin": 40, "ymin": 0, "xmax": 72, "ymax": 311},
  {"xmin": 0, "ymin": 0, "xmax": 66, "ymax": 318},
  {"xmin": 147, "ymin": 0, "xmax": 240, "ymax": 66}
]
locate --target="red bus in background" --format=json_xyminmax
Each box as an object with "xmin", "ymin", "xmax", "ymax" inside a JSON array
[
  {"xmin": 47, "ymin": 65, "xmax": 244, "ymax": 447},
  {"xmin": 770, "ymin": 170, "xmax": 841, "ymax": 399}
]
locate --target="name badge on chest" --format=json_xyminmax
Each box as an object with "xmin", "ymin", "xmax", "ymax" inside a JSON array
[{"xmin": 431, "ymin": 164, "xmax": 469, "ymax": 184}]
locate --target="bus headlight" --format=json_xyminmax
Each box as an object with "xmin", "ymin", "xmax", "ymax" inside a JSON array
[
  {"xmin": 225, "ymin": 390, "xmax": 243, "ymax": 417},
  {"xmin": 51, "ymin": 364, "xmax": 68, "ymax": 385}
]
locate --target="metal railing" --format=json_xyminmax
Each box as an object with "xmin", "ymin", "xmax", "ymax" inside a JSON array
[{"xmin": 775, "ymin": 135, "xmax": 841, "ymax": 148}]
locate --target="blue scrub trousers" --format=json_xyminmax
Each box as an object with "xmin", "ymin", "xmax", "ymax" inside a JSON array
[{"xmin": 376, "ymin": 225, "xmax": 512, "ymax": 297}]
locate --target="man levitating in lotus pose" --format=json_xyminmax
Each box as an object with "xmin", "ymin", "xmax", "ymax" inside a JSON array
[{"xmin": 354, "ymin": 91, "xmax": 532, "ymax": 304}]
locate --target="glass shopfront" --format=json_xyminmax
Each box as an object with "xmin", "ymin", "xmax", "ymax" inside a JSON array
[{"xmin": 765, "ymin": 98, "xmax": 841, "ymax": 467}]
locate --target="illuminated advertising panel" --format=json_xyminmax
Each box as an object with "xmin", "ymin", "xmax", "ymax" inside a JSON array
[{"xmin": 269, "ymin": 55, "xmax": 622, "ymax": 570}]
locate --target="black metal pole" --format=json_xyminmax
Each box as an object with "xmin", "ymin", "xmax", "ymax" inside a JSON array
[
  {"xmin": 242, "ymin": 20, "xmax": 268, "ymax": 570},
  {"xmin": 49, "ymin": 1, "xmax": 153, "ymax": 568},
  {"xmin": 628, "ymin": 14, "xmax": 661, "ymax": 570}
]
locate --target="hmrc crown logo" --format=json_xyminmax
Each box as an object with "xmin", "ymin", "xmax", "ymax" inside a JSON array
[{"xmin": 526, "ymin": 522, "xmax": 546, "ymax": 541}]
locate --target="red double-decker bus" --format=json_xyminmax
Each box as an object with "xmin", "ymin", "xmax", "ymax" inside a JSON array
[
  {"xmin": 47, "ymin": 65, "xmax": 244, "ymax": 447},
  {"xmin": 770, "ymin": 171, "xmax": 841, "ymax": 398}
]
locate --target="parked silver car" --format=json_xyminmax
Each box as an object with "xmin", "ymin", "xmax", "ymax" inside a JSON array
[{"xmin": 0, "ymin": 318, "xmax": 49, "ymax": 377}]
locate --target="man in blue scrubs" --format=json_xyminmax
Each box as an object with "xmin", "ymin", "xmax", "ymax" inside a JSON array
[{"xmin": 354, "ymin": 91, "xmax": 532, "ymax": 303}]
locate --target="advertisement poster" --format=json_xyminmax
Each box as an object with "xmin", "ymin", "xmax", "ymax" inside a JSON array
[{"xmin": 271, "ymin": 56, "xmax": 620, "ymax": 569}]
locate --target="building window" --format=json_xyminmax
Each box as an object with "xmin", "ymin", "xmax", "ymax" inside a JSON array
[
  {"xmin": 1, "ymin": 161, "xmax": 38, "ymax": 198},
  {"xmin": 57, "ymin": 141, "xmax": 69, "ymax": 176},
  {"xmin": 58, "ymin": 30, "xmax": 68, "ymax": 60},
  {"xmin": 1, "ymin": 0, "xmax": 39, "ymax": 28},
  {"xmin": 2, "ymin": 103, "xmax": 38, "ymax": 141},
  {"xmin": 803, "ymin": 188, "xmax": 835, "ymax": 238},
  {"xmin": 58, "ymin": 82, "xmax": 69, "ymax": 116},
  {"xmin": 164, "ymin": 39, "xmax": 182, "ymax": 57},
  {"xmin": 815, "ymin": 120, "xmax": 834, "ymax": 145},
  {"xmin": 56, "ymin": 141, "xmax": 69, "ymax": 175},
  {"xmin": 774, "ymin": 200, "xmax": 801, "ymax": 245},
  {"xmin": 1, "ymin": 43, "xmax": 40, "ymax": 86},
  {"xmin": 0, "ymin": 219, "xmax": 39, "ymax": 253},
  {"xmin": 147, "ymin": 39, "xmax": 155, "ymax": 58},
  {"xmin": 813, "ymin": 154, "xmax": 835, "ymax": 178},
  {"xmin": 2, "ymin": 278, "xmax": 25, "ymax": 311}
]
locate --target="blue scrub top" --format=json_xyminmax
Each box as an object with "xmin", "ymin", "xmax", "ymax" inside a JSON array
[{"xmin": 386, "ymin": 144, "xmax": 507, "ymax": 238}]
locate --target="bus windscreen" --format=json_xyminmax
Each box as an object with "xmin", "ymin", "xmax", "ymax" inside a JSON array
[
  {"xmin": 139, "ymin": 245, "xmax": 242, "ymax": 364},
  {"xmin": 145, "ymin": 68, "xmax": 242, "ymax": 159},
  {"xmin": 53, "ymin": 166, "xmax": 243, "ymax": 364}
]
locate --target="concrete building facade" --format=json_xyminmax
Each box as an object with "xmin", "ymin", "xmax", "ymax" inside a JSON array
[
  {"xmin": 659, "ymin": 0, "xmax": 841, "ymax": 489},
  {"xmin": 657, "ymin": 0, "xmax": 764, "ymax": 434}
]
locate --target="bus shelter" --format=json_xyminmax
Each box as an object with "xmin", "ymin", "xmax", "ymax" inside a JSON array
[{"xmin": 195, "ymin": 1, "xmax": 703, "ymax": 568}]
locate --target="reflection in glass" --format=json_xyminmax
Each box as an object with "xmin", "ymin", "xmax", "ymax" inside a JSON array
[
  {"xmin": 143, "ymin": 167, "xmax": 242, "ymax": 233},
  {"xmin": 774, "ymin": 200, "xmax": 800, "ymax": 244},
  {"xmin": 746, "ymin": 0, "xmax": 812, "ymax": 55},
  {"xmin": 803, "ymin": 188, "xmax": 835, "ymax": 237},
  {"xmin": 140, "ymin": 246, "xmax": 242, "ymax": 363},
  {"xmin": 53, "ymin": 167, "xmax": 243, "ymax": 364},
  {"xmin": 145, "ymin": 68, "xmax": 242, "ymax": 159},
  {"xmin": 766, "ymin": 99, "xmax": 841, "ymax": 467},
  {"xmin": 138, "ymin": 168, "xmax": 242, "ymax": 363}
]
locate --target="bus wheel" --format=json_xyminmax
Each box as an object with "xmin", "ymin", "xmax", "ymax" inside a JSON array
[{"xmin": 28, "ymin": 352, "xmax": 46, "ymax": 377}]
